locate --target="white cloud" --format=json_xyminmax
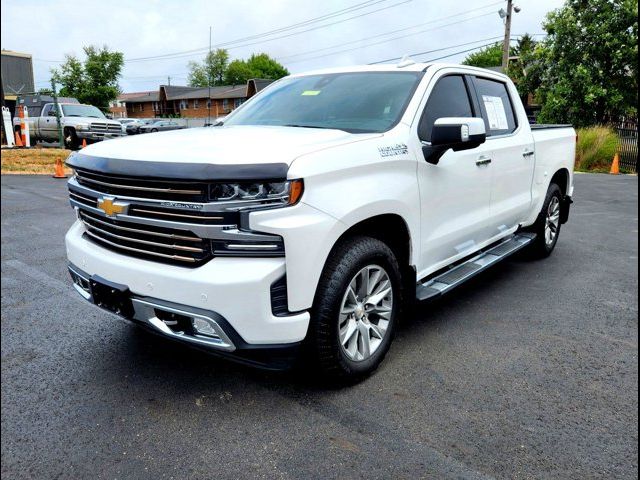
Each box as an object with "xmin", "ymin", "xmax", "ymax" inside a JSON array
[{"xmin": 0, "ymin": 0, "xmax": 565, "ymax": 92}]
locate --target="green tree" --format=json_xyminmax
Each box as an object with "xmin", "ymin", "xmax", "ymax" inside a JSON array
[
  {"xmin": 506, "ymin": 34, "xmax": 539, "ymax": 98},
  {"xmin": 224, "ymin": 59, "xmax": 257, "ymax": 85},
  {"xmin": 187, "ymin": 49, "xmax": 229, "ymax": 87},
  {"xmin": 529, "ymin": 0, "xmax": 638, "ymax": 126},
  {"xmin": 52, "ymin": 46, "xmax": 123, "ymax": 111},
  {"xmin": 462, "ymin": 42, "xmax": 503, "ymax": 68},
  {"xmin": 223, "ymin": 54, "xmax": 289, "ymax": 85},
  {"xmin": 245, "ymin": 53, "xmax": 289, "ymax": 80}
]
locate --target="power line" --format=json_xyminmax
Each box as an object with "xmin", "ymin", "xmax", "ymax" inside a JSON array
[
  {"xmin": 369, "ymin": 33, "xmax": 545, "ymax": 64},
  {"xmin": 280, "ymin": 11, "xmax": 497, "ymax": 65},
  {"xmin": 368, "ymin": 36, "xmax": 505, "ymax": 64},
  {"xmin": 124, "ymin": 0, "xmax": 412, "ymax": 63},
  {"xmin": 277, "ymin": 1, "xmax": 503, "ymax": 62},
  {"xmin": 124, "ymin": 0, "xmax": 389, "ymax": 62}
]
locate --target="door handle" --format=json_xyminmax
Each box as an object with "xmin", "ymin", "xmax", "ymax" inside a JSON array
[
  {"xmin": 476, "ymin": 156, "xmax": 492, "ymax": 166},
  {"xmin": 523, "ymin": 149, "xmax": 535, "ymax": 157}
]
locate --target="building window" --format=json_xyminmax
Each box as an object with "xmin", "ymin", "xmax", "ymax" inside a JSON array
[
  {"xmin": 206, "ymin": 99, "xmax": 211, "ymax": 108},
  {"xmin": 180, "ymin": 100, "xmax": 188, "ymax": 110},
  {"xmin": 234, "ymin": 98, "xmax": 244, "ymax": 108},
  {"xmin": 139, "ymin": 103, "xmax": 143, "ymax": 112},
  {"xmin": 193, "ymin": 99, "xmax": 199, "ymax": 109},
  {"xmin": 222, "ymin": 99, "xmax": 229, "ymax": 111}
]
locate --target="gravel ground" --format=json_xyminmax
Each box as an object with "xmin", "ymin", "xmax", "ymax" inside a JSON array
[{"xmin": 1, "ymin": 173, "xmax": 637, "ymax": 479}]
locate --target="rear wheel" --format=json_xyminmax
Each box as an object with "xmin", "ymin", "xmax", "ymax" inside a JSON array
[
  {"xmin": 151, "ymin": 128, "xmax": 158, "ymax": 133},
  {"xmin": 526, "ymin": 183, "xmax": 563, "ymax": 258},
  {"xmin": 308, "ymin": 236, "xmax": 402, "ymax": 381}
]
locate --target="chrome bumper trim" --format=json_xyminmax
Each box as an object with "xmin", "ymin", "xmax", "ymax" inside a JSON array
[{"xmin": 69, "ymin": 266, "xmax": 236, "ymax": 352}]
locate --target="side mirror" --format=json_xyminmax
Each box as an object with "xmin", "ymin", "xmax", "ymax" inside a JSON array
[{"xmin": 422, "ymin": 117, "xmax": 486, "ymax": 165}]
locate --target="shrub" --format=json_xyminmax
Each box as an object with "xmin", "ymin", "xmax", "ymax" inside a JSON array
[{"xmin": 575, "ymin": 126, "xmax": 619, "ymax": 172}]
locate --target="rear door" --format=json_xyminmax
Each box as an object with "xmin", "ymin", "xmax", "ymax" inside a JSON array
[
  {"xmin": 469, "ymin": 75, "xmax": 535, "ymax": 231},
  {"xmin": 412, "ymin": 72, "xmax": 495, "ymax": 275}
]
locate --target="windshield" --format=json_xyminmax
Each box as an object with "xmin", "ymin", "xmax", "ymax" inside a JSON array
[
  {"xmin": 61, "ymin": 104, "xmax": 105, "ymax": 118},
  {"xmin": 224, "ymin": 71, "xmax": 423, "ymax": 133}
]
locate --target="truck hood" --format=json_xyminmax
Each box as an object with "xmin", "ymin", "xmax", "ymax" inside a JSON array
[{"xmin": 81, "ymin": 125, "xmax": 379, "ymax": 167}]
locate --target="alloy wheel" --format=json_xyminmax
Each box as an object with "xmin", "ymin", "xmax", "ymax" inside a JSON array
[{"xmin": 338, "ymin": 265, "xmax": 393, "ymax": 362}]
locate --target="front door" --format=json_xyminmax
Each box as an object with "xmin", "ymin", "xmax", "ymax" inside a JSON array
[{"xmin": 411, "ymin": 72, "xmax": 495, "ymax": 277}]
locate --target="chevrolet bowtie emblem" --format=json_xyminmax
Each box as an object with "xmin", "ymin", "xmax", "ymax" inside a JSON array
[{"xmin": 97, "ymin": 197, "xmax": 128, "ymax": 217}]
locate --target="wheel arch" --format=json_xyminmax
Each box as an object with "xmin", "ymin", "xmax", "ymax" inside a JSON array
[
  {"xmin": 322, "ymin": 213, "xmax": 417, "ymax": 303},
  {"xmin": 550, "ymin": 168, "xmax": 570, "ymax": 196}
]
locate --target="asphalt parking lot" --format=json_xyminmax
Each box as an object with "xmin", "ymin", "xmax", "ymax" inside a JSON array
[{"xmin": 1, "ymin": 173, "xmax": 638, "ymax": 479}]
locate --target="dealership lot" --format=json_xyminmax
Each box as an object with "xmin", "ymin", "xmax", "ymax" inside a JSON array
[{"xmin": 1, "ymin": 173, "xmax": 637, "ymax": 479}]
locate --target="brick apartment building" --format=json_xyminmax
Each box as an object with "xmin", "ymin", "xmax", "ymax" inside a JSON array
[{"xmin": 123, "ymin": 79, "xmax": 272, "ymax": 119}]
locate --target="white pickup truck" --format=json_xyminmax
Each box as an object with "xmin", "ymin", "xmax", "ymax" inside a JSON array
[{"xmin": 65, "ymin": 62, "xmax": 575, "ymax": 380}]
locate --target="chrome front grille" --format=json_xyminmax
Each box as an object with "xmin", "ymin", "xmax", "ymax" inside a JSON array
[
  {"xmin": 67, "ymin": 168, "xmax": 285, "ymax": 266},
  {"xmin": 79, "ymin": 210, "xmax": 210, "ymax": 264},
  {"xmin": 75, "ymin": 168, "xmax": 208, "ymax": 202},
  {"xmin": 90, "ymin": 122, "xmax": 122, "ymax": 134}
]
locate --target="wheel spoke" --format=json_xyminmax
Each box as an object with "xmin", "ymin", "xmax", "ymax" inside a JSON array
[
  {"xmin": 340, "ymin": 318, "xmax": 358, "ymax": 345},
  {"xmin": 358, "ymin": 322, "xmax": 371, "ymax": 358},
  {"xmin": 369, "ymin": 323, "xmax": 384, "ymax": 339},
  {"xmin": 367, "ymin": 268, "xmax": 382, "ymax": 296}
]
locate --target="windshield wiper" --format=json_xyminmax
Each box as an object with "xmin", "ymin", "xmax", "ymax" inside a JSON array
[{"xmin": 283, "ymin": 124, "xmax": 343, "ymax": 131}]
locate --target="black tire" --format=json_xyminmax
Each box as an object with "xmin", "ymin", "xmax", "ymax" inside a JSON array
[
  {"xmin": 151, "ymin": 128, "xmax": 158, "ymax": 133},
  {"xmin": 64, "ymin": 129, "xmax": 80, "ymax": 150},
  {"xmin": 308, "ymin": 235, "xmax": 403, "ymax": 381},
  {"xmin": 525, "ymin": 183, "xmax": 563, "ymax": 259}
]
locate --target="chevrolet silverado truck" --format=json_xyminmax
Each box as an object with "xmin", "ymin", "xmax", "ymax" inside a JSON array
[
  {"xmin": 65, "ymin": 62, "xmax": 575, "ymax": 379},
  {"xmin": 15, "ymin": 100, "xmax": 123, "ymax": 149}
]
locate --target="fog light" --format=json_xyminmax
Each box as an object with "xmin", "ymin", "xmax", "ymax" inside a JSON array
[{"xmin": 192, "ymin": 317, "xmax": 219, "ymax": 338}]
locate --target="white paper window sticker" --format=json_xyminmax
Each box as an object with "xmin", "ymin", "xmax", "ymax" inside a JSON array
[{"xmin": 482, "ymin": 95, "xmax": 509, "ymax": 130}]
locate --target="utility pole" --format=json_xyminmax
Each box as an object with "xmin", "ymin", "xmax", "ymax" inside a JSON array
[
  {"xmin": 207, "ymin": 26, "xmax": 212, "ymax": 126},
  {"xmin": 501, "ymin": 0, "xmax": 513, "ymax": 71},
  {"xmin": 50, "ymin": 78, "xmax": 64, "ymax": 148},
  {"xmin": 167, "ymin": 76, "xmax": 171, "ymax": 86}
]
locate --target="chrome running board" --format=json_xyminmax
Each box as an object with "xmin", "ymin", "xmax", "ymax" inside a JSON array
[{"xmin": 416, "ymin": 233, "xmax": 536, "ymax": 301}]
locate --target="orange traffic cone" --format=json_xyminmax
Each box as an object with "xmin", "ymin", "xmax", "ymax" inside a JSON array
[
  {"xmin": 14, "ymin": 131, "xmax": 23, "ymax": 147},
  {"xmin": 53, "ymin": 158, "xmax": 67, "ymax": 179},
  {"xmin": 610, "ymin": 152, "xmax": 620, "ymax": 175},
  {"xmin": 81, "ymin": 138, "xmax": 87, "ymax": 148}
]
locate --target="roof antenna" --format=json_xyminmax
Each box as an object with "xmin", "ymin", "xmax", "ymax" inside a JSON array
[{"xmin": 397, "ymin": 54, "xmax": 416, "ymax": 68}]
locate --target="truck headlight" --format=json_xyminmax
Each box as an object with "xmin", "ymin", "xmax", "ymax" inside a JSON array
[
  {"xmin": 76, "ymin": 124, "xmax": 89, "ymax": 131},
  {"xmin": 209, "ymin": 179, "xmax": 303, "ymax": 207}
]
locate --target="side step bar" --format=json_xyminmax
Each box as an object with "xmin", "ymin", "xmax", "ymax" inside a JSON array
[{"xmin": 416, "ymin": 232, "xmax": 536, "ymax": 301}]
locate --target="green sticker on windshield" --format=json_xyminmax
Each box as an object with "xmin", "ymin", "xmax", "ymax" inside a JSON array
[{"xmin": 301, "ymin": 90, "xmax": 321, "ymax": 96}]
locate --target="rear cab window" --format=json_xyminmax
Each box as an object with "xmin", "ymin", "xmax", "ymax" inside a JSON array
[{"xmin": 472, "ymin": 77, "xmax": 518, "ymax": 137}]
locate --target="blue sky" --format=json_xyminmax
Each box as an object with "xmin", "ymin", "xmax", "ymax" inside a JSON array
[{"xmin": 1, "ymin": 0, "xmax": 565, "ymax": 93}]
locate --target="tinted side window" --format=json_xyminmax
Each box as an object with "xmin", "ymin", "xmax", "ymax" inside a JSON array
[
  {"xmin": 419, "ymin": 75, "xmax": 473, "ymax": 142},
  {"xmin": 41, "ymin": 104, "xmax": 52, "ymax": 116},
  {"xmin": 474, "ymin": 77, "xmax": 517, "ymax": 136}
]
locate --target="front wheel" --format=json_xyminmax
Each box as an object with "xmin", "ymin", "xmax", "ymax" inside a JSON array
[
  {"xmin": 308, "ymin": 236, "xmax": 402, "ymax": 381},
  {"xmin": 525, "ymin": 183, "xmax": 563, "ymax": 258},
  {"xmin": 64, "ymin": 129, "xmax": 80, "ymax": 150}
]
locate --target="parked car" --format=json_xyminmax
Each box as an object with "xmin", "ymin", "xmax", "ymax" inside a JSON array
[
  {"xmin": 13, "ymin": 98, "xmax": 123, "ymax": 149},
  {"xmin": 65, "ymin": 62, "xmax": 576, "ymax": 380},
  {"xmin": 125, "ymin": 118, "xmax": 155, "ymax": 135},
  {"xmin": 115, "ymin": 118, "xmax": 138, "ymax": 134},
  {"xmin": 138, "ymin": 120, "xmax": 186, "ymax": 133}
]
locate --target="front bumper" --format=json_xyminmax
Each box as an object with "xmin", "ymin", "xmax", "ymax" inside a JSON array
[
  {"xmin": 77, "ymin": 131, "xmax": 123, "ymax": 141},
  {"xmin": 65, "ymin": 220, "xmax": 310, "ymax": 347}
]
